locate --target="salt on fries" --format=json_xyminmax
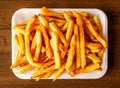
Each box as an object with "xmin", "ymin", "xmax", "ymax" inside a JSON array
[{"xmin": 11, "ymin": 7, "xmax": 108, "ymax": 81}]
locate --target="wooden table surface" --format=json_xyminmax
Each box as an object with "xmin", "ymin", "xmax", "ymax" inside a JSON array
[{"xmin": 0, "ymin": 0, "xmax": 120, "ymax": 88}]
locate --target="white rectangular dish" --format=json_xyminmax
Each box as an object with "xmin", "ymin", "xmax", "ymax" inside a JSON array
[{"xmin": 12, "ymin": 8, "xmax": 108, "ymax": 79}]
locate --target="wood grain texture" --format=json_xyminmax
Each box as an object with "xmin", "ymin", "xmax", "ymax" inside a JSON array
[{"xmin": 0, "ymin": 0, "xmax": 120, "ymax": 88}]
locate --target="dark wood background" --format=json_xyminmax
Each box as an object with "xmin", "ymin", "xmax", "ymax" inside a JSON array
[{"xmin": 0, "ymin": 0, "xmax": 120, "ymax": 88}]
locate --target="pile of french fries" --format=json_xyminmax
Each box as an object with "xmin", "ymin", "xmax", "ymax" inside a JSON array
[{"xmin": 11, "ymin": 7, "xmax": 108, "ymax": 81}]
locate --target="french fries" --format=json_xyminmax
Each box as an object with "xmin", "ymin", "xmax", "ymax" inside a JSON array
[{"xmin": 11, "ymin": 7, "xmax": 108, "ymax": 81}]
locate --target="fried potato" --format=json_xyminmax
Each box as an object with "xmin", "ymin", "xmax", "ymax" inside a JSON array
[
  {"xmin": 11, "ymin": 7, "xmax": 108, "ymax": 81},
  {"xmin": 66, "ymin": 35, "xmax": 76, "ymax": 71},
  {"xmin": 51, "ymin": 31, "xmax": 61, "ymax": 69},
  {"xmin": 93, "ymin": 16, "xmax": 102, "ymax": 36},
  {"xmin": 74, "ymin": 24, "xmax": 81, "ymax": 69},
  {"xmin": 66, "ymin": 19, "xmax": 74, "ymax": 43},
  {"xmin": 33, "ymin": 29, "xmax": 42, "ymax": 61},
  {"xmin": 41, "ymin": 7, "xmax": 64, "ymax": 19}
]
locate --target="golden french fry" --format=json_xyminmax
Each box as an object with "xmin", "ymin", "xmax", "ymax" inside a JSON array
[
  {"xmin": 83, "ymin": 17, "xmax": 108, "ymax": 48},
  {"xmin": 60, "ymin": 22, "xmax": 68, "ymax": 32},
  {"xmin": 79, "ymin": 12, "xmax": 88, "ymax": 17},
  {"xmin": 74, "ymin": 24, "xmax": 81, "ymax": 69},
  {"xmin": 87, "ymin": 53, "xmax": 101, "ymax": 64},
  {"xmin": 63, "ymin": 11, "xmax": 71, "ymax": 21},
  {"xmin": 38, "ymin": 15, "xmax": 49, "ymax": 28},
  {"xmin": 41, "ymin": 7, "xmax": 64, "ymax": 19},
  {"xmin": 15, "ymin": 64, "xmax": 33, "ymax": 73},
  {"xmin": 33, "ymin": 29, "xmax": 42, "ymax": 61},
  {"xmin": 74, "ymin": 63, "xmax": 100, "ymax": 74},
  {"xmin": 93, "ymin": 16, "xmax": 102, "ymax": 36},
  {"xmin": 66, "ymin": 35, "xmax": 76, "ymax": 71},
  {"xmin": 90, "ymin": 49, "xmax": 101, "ymax": 53},
  {"xmin": 31, "ymin": 33, "xmax": 36, "ymax": 55},
  {"xmin": 65, "ymin": 19, "xmax": 74, "ymax": 43},
  {"xmin": 51, "ymin": 31, "xmax": 61, "ymax": 69},
  {"xmin": 49, "ymin": 22, "xmax": 67, "ymax": 44},
  {"xmin": 13, "ymin": 24, "xmax": 25, "ymax": 35},
  {"xmin": 17, "ymin": 33, "xmax": 25, "ymax": 55},
  {"xmin": 85, "ymin": 42, "xmax": 103, "ymax": 50},
  {"xmin": 73, "ymin": 11, "xmax": 86, "ymax": 68},
  {"xmin": 53, "ymin": 63, "xmax": 65, "ymax": 81}
]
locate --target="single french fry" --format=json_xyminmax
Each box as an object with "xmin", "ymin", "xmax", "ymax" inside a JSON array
[
  {"xmin": 66, "ymin": 35, "xmax": 76, "ymax": 71},
  {"xmin": 79, "ymin": 12, "xmax": 88, "ymax": 17},
  {"xmin": 63, "ymin": 11, "xmax": 71, "ymax": 21},
  {"xmin": 31, "ymin": 33, "xmax": 36, "ymax": 55},
  {"xmin": 83, "ymin": 17, "xmax": 108, "ymax": 48},
  {"xmin": 87, "ymin": 53, "xmax": 101, "ymax": 64},
  {"xmin": 38, "ymin": 15, "xmax": 49, "ymax": 28},
  {"xmin": 93, "ymin": 16, "xmax": 102, "ymax": 36},
  {"xmin": 49, "ymin": 22, "xmax": 67, "ymax": 44},
  {"xmin": 13, "ymin": 24, "xmax": 25, "ymax": 35},
  {"xmin": 65, "ymin": 19, "xmax": 74, "ymax": 43},
  {"xmin": 15, "ymin": 64, "xmax": 33, "ymax": 73},
  {"xmin": 33, "ymin": 29, "xmax": 42, "ymax": 61},
  {"xmin": 60, "ymin": 22, "xmax": 68, "ymax": 32},
  {"xmin": 17, "ymin": 33, "xmax": 25, "ymax": 55},
  {"xmin": 73, "ymin": 11, "xmax": 86, "ymax": 68},
  {"xmin": 74, "ymin": 63, "xmax": 100, "ymax": 74},
  {"xmin": 90, "ymin": 49, "xmax": 101, "ymax": 53},
  {"xmin": 85, "ymin": 42, "xmax": 103, "ymax": 50},
  {"xmin": 51, "ymin": 31, "xmax": 61, "ymax": 69},
  {"xmin": 41, "ymin": 7, "xmax": 64, "ymax": 19},
  {"xmin": 74, "ymin": 24, "xmax": 81, "ymax": 69},
  {"xmin": 53, "ymin": 63, "xmax": 66, "ymax": 81}
]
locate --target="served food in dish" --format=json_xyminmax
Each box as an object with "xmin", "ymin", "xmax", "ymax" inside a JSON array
[{"xmin": 11, "ymin": 7, "xmax": 108, "ymax": 81}]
